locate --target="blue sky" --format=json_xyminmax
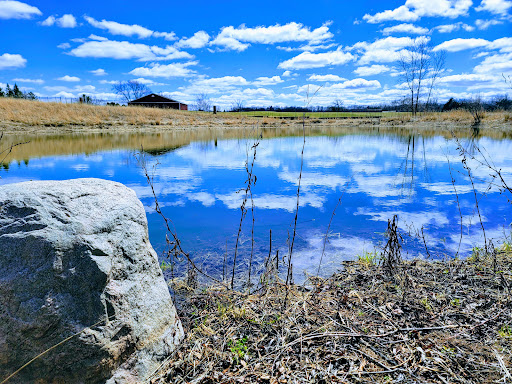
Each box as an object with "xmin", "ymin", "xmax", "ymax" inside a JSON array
[{"xmin": 0, "ymin": 0, "xmax": 510, "ymax": 108}]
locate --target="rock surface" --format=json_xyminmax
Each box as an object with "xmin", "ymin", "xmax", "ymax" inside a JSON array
[{"xmin": 0, "ymin": 178, "xmax": 183, "ymax": 383}]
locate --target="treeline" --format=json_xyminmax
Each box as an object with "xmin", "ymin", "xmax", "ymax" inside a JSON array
[
  {"xmin": 0, "ymin": 83, "xmax": 37, "ymax": 100},
  {"xmin": 377, "ymin": 95, "xmax": 512, "ymax": 113},
  {"xmin": 229, "ymin": 95, "xmax": 511, "ymax": 113}
]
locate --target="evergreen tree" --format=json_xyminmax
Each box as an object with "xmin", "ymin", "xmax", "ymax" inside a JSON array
[
  {"xmin": 6, "ymin": 84, "xmax": 13, "ymax": 97},
  {"xmin": 13, "ymin": 83, "xmax": 23, "ymax": 98},
  {"xmin": 24, "ymin": 91, "xmax": 37, "ymax": 100},
  {"xmin": 0, "ymin": 87, "xmax": 4, "ymax": 97}
]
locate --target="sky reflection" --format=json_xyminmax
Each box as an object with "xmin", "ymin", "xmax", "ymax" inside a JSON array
[{"xmin": 1, "ymin": 132, "xmax": 511, "ymax": 282}]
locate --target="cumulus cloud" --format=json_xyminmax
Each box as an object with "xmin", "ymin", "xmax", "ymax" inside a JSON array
[
  {"xmin": 278, "ymin": 48, "xmax": 355, "ymax": 70},
  {"xmin": 434, "ymin": 37, "xmax": 488, "ymax": 51},
  {"xmin": 353, "ymin": 64, "xmax": 393, "ymax": 76},
  {"xmin": 474, "ymin": 52, "xmax": 512, "ymax": 75},
  {"xmin": 69, "ymin": 37, "xmax": 194, "ymax": 61},
  {"xmin": 84, "ymin": 16, "xmax": 154, "ymax": 38},
  {"xmin": 175, "ymin": 31, "xmax": 210, "ymax": 49},
  {"xmin": 438, "ymin": 73, "xmax": 496, "ymax": 86},
  {"xmin": 435, "ymin": 22, "xmax": 475, "ymax": 33},
  {"xmin": 475, "ymin": 19, "xmax": 503, "ymax": 29},
  {"xmin": 57, "ymin": 42, "xmax": 71, "ymax": 49},
  {"xmin": 0, "ymin": 53, "xmax": 26, "ymax": 69},
  {"xmin": 307, "ymin": 74, "xmax": 347, "ymax": 82},
  {"xmin": 131, "ymin": 77, "xmax": 166, "ymax": 86},
  {"xmin": 41, "ymin": 14, "xmax": 77, "ymax": 28},
  {"xmin": 0, "ymin": 0, "xmax": 41, "ymax": 19},
  {"xmin": 84, "ymin": 16, "xmax": 177, "ymax": 40},
  {"xmin": 252, "ymin": 76, "xmax": 284, "ymax": 86},
  {"xmin": 434, "ymin": 37, "xmax": 512, "ymax": 52},
  {"xmin": 129, "ymin": 61, "xmax": 198, "ymax": 78},
  {"xmin": 475, "ymin": 0, "xmax": 512, "ymax": 16},
  {"xmin": 276, "ymin": 43, "xmax": 337, "ymax": 52},
  {"xmin": 211, "ymin": 22, "xmax": 333, "ymax": 51},
  {"xmin": 57, "ymin": 75, "xmax": 80, "ymax": 82},
  {"xmin": 90, "ymin": 68, "xmax": 107, "ymax": 76},
  {"xmin": 183, "ymin": 76, "xmax": 249, "ymax": 94},
  {"xmin": 381, "ymin": 23, "xmax": 430, "ymax": 35},
  {"xmin": 364, "ymin": 0, "xmax": 472, "ymax": 23},
  {"xmin": 350, "ymin": 36, "xmax": 427, "ymax": 65}
]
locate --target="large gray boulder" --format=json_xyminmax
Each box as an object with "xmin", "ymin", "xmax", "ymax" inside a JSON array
[{"xmin": 0, "ymin": 178, "xmax": 184, "ymax": 383}]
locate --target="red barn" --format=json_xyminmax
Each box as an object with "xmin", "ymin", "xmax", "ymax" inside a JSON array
[{"xmin": 128, "ymin": 93, "xmax": 188, "ymax": 110}]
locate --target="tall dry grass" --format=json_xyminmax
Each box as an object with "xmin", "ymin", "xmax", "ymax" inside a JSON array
[
  {"xmin": 0, "ymin": 98, "xmax": 254, "ymax": 127},
  {"xmin": 0, "ymin": 98, "xmax": 510, "ymax": 131}
]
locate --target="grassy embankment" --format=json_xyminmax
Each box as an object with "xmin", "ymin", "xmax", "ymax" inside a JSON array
[
  {"xmin": 149, "ymin": 245, "xmax": 512, "ymax": 384},
  {"xmin": 0, "ymin": 98, "xmax": 511, "ymax": 135}
]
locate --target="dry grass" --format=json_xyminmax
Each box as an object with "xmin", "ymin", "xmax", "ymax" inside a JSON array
[
  {"xmin": 149, "ymin": 245, "xmax": 512, "ymax": 384},
  {"xmin": 0, "ymin": 98, "xmax": 259, "ymax": 128},
  {"xmin": 1, "ymin": 99, "xmax": 510, "ymax": 134}
]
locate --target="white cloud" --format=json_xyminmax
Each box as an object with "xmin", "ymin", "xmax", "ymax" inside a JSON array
[
  {"xmin": 435, "ymin": 22, "xmax": 475, "ymax": 32},
  {"xmin": 84, "ymin": 16, "xmax": 154, "ymax": 38},
  {"xmin": 473, "ymin": 52, "xmax": 512, "ymax": 75},
  {"xmin": 276, "ymin": 43, "xmax": 337, "ymax": 52},
  {"xmin": 353, "ymin": 64, "xmax": 392, "ymax": 76},
  {"xmin": 434, "ymin": 37, "xmax": 489, "ymax": 51},
  {"xmin": 438, "ymin": 73, "xmax": 496, "ymax": 86},
  {"xmin": 184, "ymin": 76, "xmax": 249, "ymax": 94},
  {"xmin": 57, "ymin": 75, "xmax": 80, "ymax": 82},
  {"xmin": 0, "ymin": 1, "xmax": 41, "ymax": 19},
  {"xmin": 57, "ymin": 42, "xmax": 71, "ymax": 49},
  {"xmin": 278, "ymin": 48, "xmax": 355, "ymax": 70},
  {"xmin": 152, "ymin": 32, "xmax": 177, "ymax": 41},
  {"xmin": 475, "ymin": 19, "xmax": 503, "ymax": 29},
  {"xmin": 83, "ymin": 16, "xmax": 177, "ymax": 41},
  {"xmin": 434, "ymin": 36, "xmax": 512, "ymax": 55},
  {"xmin": 364, "ymin": 5, "xmax": 419, "ymax": 23},
  {"xmin": 364, "ymin": 0, "xmax": 472, "ymax": 23},
  {"xmin": 41, "ymin": 14, "xmax": 77, "ymax": 28},
  {"xmin": 282, "ymin": 70, "xmax": 293, "ymax": 77},
  {"xmin": 129, "ymin": 61, "xmax": 198, "ymax": 78},
  {"xmin": 381, "ymin": 23, "xmax": 430, "ymax": 35},
  {"xmin": 253, "ymin": 75, "xmax": 284, "ymax": 86},
  {"xmin": 0, "ymin": 53, "xmax": 26, "ymax": 69},
  {"xmin": 90, "ymin": 68, "xmax": 107, "ymax": 76},
  {"xmin": 69, "ymin": 38, "xmax": 194, "ymax": 61},
  {"xmin": 131, "ymin": 77, "xmax": 166, "ymax": 86},
  {"xmin": 475, "ymin": 0, "xmax": 512, "ymax": 15},
  {"xmin": 12, "ymin": 78, "xmax": 44, "ymax": 84},
  {"xmin": 211, "ymin": 22, "xmax": 333, "ymax": 51},
  {"xmin": 307, "ymin": 74, "xmax": 347, "ymax": 82},
  {"xmin": 350, "ymin": 36, "xmax": 427, "ymax": 65},
  {"xmin": 175, "ymin": 31, "xmax": 210, "ymax": 49}
]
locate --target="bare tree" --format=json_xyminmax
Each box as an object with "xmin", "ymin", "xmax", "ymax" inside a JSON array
[
  {"xmin": 330, "ymin": 98, "xmax": 344, "ymax": 112},
  {"xmin": 112, "ymin": 80, "xmax": 152, "ymax": 103},
  {"xmin": 398, "ymin": 39, "xmax": 445, "ymax": 116},
  {"xmin": 194, "ymin": 93, "xmax": 212, "ymax": 111},
  {"xmin": 230, "ymin": 99, "xmax": 245, "ymax": 112}
]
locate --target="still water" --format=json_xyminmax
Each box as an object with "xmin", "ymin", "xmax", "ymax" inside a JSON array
[{"xmin": 1, "ymin": 127, "xmax": 511, "ymax": 281}]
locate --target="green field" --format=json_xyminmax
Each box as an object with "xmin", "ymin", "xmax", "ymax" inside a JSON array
[{"xmin": 222, "ymin": 111, "xmax": 401, "ymax": 119}]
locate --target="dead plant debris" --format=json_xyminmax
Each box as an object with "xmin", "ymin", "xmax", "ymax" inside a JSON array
[{"xmin": 149, "ymin": 247, "xmax": 512, "ymax": 384}]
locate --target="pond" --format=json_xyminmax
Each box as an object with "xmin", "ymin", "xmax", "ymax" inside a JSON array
[{"xmin": 1, "ymin": 126, "xmax": 511, "ymax": 284}]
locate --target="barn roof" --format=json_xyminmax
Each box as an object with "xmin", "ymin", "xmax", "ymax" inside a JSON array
[{"xmin": 129, "ymin": 93, "xmax": 184, "ymax": 104}]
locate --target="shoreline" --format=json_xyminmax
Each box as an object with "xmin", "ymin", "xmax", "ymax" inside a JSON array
[{"xmin": 151, "ymin": 248, "xmax": 512, "ymax": 383}]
